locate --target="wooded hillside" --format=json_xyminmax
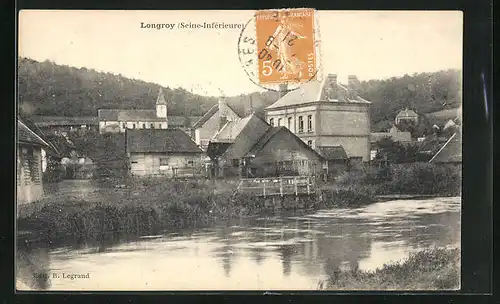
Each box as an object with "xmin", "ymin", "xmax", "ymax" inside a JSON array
[{"xmin": 18, "ymin": 58, "xmax": 461, "ymax": 131}]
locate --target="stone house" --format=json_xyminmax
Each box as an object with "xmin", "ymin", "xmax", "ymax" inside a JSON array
[
  {"xmin": 192, "ymin": 98, "xmax": 241, "ymax": 151},
  {"xmin": 207, "ymin": 113, "xmax": 323, "ymax": 178},
  {"xmin": 395, "ymin": 108, "xmax": 419, "ymax": 125},
  {"xmin": 125, "ymin": 129, "xmax": 204, "ymax": 177},
  {"xmin": 264, "ymin": 74, "xmax": 372, "ymax": 162},
  {"xmin": 17, "ymin": 118, "xmax": 59, "ymax": 205}
]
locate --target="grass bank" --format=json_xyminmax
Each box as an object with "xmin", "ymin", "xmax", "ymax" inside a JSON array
[
  {"xmin": 335, "ymin": 162, "xmax": 461, "ymax": 198},
  {"xmin": 18, "ymin": 177, "xmax": 354, "ymax": 248},
  {"xmin": 320, "ymin": 248, "xmax": 460, "ymax": 290}
]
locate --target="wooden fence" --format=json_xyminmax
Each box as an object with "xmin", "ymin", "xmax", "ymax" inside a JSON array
[{"xmin": 237, "ymin": 176, "xmax": 316, "ymax": 197}]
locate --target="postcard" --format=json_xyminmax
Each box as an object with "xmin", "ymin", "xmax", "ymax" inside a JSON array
[{"xmin": 16, "ymin": 9, "xmax": 462, "ymax": 291}]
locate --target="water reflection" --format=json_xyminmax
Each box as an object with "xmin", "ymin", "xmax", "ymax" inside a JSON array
[{"xmin": 17, "ymin": 197, "xmax": 461, "ymax": 290}]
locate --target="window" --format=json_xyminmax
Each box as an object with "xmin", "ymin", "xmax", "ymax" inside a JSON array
[
  {"xmin": 298, "ymin": 116, "xmax": 304, "ymax": 133},
  {"xmin": 132, "ymin": 124, "xmax": 136, "ymax": 129},
  {"xmin": 307, "ymin": 140, "xmax": 313, "ymax": 147},
  {"xmin": 158, "ymin": 124, "xmax": 162, "ymax": 129},
  {"xmin": 307, "ymin": 115, "xmax": 313, "ymax": 132},
  {"xmin": 160, "ymin": 158, "xmax": 169, "ymax": 166},
  {"xmin": 232, "ymin": 159, "xmax": 240, "ymax": 167},
  {"xmin": 278, "ymin": 118, "xmax": 283, "ymax": 126},
  {"xmin": 187, "ymin": 160, "xmax": 194, "ymax": 166},
  {"xmin": 269, "ymin": 118, "xmax": 274, "ymax": 126},
  {"xmin": 142, "ymin": 124, "xmax": 146, "ymax": 129},
  {"xmin": 122, "ymin": 123, "xmax": 126, "ymax": 129},
  {"xmin": 151, "ymin": 123, "xmax": 155, "ymax": 129},
  {"xmin": 288, "ymin": 117, "xmax": 292, "ymax": 129}
]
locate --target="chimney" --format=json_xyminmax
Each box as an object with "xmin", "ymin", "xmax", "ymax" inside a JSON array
[
  {"xmin": 347, "ymin": 75, "xmax": 359, "ymax": 99},
  {"xmin": 278, "ymin": 83, "xmax": 288, "ymax": 99},
  {"xmin": 218, "ymin": 98, "xmax": 228, "ymax": 130},
  {"xmin": 324, "ymin": 74, "xmax": 338, "ymax": 100}
]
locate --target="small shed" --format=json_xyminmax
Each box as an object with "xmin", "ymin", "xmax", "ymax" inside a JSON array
[
  {"xmin": 317, "ymin": 146, "xmax": 349, "ymax": 178},
  {"xmin": 125, "ymin": 129, "xmax": 204, "ymax": 178}
]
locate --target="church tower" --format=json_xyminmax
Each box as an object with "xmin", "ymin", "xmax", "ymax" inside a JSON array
[{"xmin": 156, "ymin": 87, "xmax": 168, "ymax": 128}]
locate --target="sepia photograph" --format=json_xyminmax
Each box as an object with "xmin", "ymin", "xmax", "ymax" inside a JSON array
[{"xmin": 16, "ymin": 9, "xmax": 462, "ymax": 291}]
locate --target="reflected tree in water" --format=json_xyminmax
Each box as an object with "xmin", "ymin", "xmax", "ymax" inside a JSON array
[{"xmin": 277, "ymin": 244, "xmax": 296, "ymax": 277}]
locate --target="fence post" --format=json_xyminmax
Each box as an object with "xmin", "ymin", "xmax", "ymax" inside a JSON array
[
  {"xmin": 279, "ymin": 177, "xmax": 283, "ymax": 197},
  {"xmin": 307, "ymin": 176, "xmax": 310, "ymax": 195},
  {"xmin": 294, "ymin": 177, "xmax": 298, "ymax": 196},
  {"xmin": 263, "ymin": 181, "xmax": 266, "ymax": 197}
]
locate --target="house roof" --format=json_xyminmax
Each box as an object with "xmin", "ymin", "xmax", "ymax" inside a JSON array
[
  {"xmin": 126, "ymin": 129, "xmax": 203, "ymax": 154},
  {"xmin": 429, "ymin": 132, "xmax": 462, "ymax": 163},
  {"xmin": 221, "ymin": 115, "xmax": 272, "ymax": 159},
  {"xmin": 192, "ymin": 103, "xmax": 241, "ymax": 129},
  {"xmin": 265, "ymin": 75, "xmax": 370, "ymax": 110},
  {"xmin": 246, "ymin": 126, "xmax": 324, "ymax": 159},
  {"xmin": 211, "ymin": 115, "xmax": 255, "ymax": 143},
  {"xmin": 316, "ymin": 146, "xmax": 348, "ymax": 160},
  {"xmin": 371, "ymin": 130, "xmax": 412, "ymax": 143},
  {"xmin": 396, "ymin": 109, "xmax": 418, "ymax": 118},
  {"xmin": 98, "ymin": 109, "xmax": 166, "ymax": 122},
  {"xmin": 18, "ymin": 118, "xmax": 54, "ymax": 150},
  {"xmin": 32, "ymin": 116, "xmax": 99, "ymax": 127}
]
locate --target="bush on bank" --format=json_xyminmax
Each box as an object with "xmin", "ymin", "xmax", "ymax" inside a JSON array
[
  {"xmin": 335, "ymin": 162, "xmax": 461, "ymax": 197},
  {"xmin": 320, "ymin": 248, "xmax": 460, "ymax": 290}
]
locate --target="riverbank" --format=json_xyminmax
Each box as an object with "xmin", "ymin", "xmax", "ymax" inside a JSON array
[
  {"xmin": 320, "ymin": 248, "xmax": 460, "ymax": 290},
  {"xmin": 20, "ymin": 178, "xmax": 372, "ymax": 247}
]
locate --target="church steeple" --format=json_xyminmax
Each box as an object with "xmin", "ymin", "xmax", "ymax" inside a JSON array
[
  {"xmin": 156, "ymin": 87, "xmax": 167, "ymax": 105},
  {"xmin": 156, "ymin": 88, "xmax": 168, "ymax": 128}
]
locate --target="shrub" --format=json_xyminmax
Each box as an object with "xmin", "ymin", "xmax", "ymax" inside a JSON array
[{"xmin": 321, "ymin": 248, "xmax": 460, "ymax": 290}]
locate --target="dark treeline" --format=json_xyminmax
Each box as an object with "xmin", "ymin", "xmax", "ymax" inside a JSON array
[{"xmin": 18, "ymin": 58, "xmax": 461, "ymax": 129}]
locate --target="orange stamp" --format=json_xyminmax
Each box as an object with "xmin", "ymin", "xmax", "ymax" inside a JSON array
[{"xmin": 255, "ymin": 8, "xmax": 318, "ymax": 85}]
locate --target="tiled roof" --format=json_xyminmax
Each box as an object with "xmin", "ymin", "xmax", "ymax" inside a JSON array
[
  {"xmin": 370, "ymin": 131, "xmax": 412, "ymax": 143},
  {"xmin": 211, "ymin": 115, "xmax": 254, "ymax": 143},
  {"xmin": 222, "ymin": 115, "xmax": 271, "ymax": 159},
  {"xmin": 246, "ymin": 126, "xmax": 324, "ymax": 159},
  {"xmin": 317, "ymin": 146, "xmax": 348, "ymax": 160},
  {"xmin": 265, "ymin": 76, "xmax": 370, "ymax": 110},
  {"xmin": 126, "ymin": 129, "xmax": 203, "ymax": 154},
  {"xmin": 32, "ymin": 116, "xmax": 99, "ymax": 126},
  {"xmin": 98, "ymin": 109, "xmax": 119, "ymax": 121},
  {"xmin": 396, "ymin": 109, "xmax": 418, "ymax": 118},
  {"xmin": 98, "ymin": 109, "xmax": 165, "ymax": 122},
  {"xmin": 429, "ymin": 132, "xmax": 462, "ymax": 163},
  {"xmin": 192, "ymin": 103, "xmax": 241, "ymax": 129},
  {"xmin": 17, "ymin": 118, "xmax": 52, "ymax": 148}
]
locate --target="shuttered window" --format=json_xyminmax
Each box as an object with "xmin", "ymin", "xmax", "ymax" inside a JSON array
[
  {"xmin": 17, "ymin": 151, "xmax": 22, "ymax": 186},
  {"xmin": 22, "ymin": 148, "xmax": 31, "ymax": 185},
  {"xmin": 31, "ymin": 151, "xmax": 41, "ymax": 184}
]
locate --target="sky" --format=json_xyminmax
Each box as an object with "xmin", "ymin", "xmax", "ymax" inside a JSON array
[{"xmin": 18, "ymin": 10, "xmax": 463, "ymax": 97}]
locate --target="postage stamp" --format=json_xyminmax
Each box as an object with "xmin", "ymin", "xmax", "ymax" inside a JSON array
[{"xmin": 238, "ymin": 8, "xmax": 321, "ymax": 92}]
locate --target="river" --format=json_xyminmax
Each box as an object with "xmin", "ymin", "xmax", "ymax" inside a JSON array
[{"xmin": 16, "ymin": 196, "xmax": 460, "ymax": 291}]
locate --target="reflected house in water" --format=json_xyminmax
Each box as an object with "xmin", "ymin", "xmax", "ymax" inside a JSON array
[
  {"xmin": 17, "ymin": 117, "xmax": 60, "ymax": 206},
  {"xmin": 206, "ymin": 113, "xmax": 324, "ymax": 178}
]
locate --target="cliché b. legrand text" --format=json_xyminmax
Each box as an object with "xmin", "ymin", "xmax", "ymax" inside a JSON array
[
  {"xmin": 140, "ymin": 22, "xmax": 245, "ymax": 30},
  {"xmin": 33, "ymin": 272, "xmax": 90, "ymax": 280}
]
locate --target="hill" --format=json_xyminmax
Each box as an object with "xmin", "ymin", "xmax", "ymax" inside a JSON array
[
  {"xmin": 18, "ymin": 57, "xmax": 279, "ymax": 119},
  {"xmin": 18, "ymin": 58, "xmax": 461, "ymax": 131}
]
